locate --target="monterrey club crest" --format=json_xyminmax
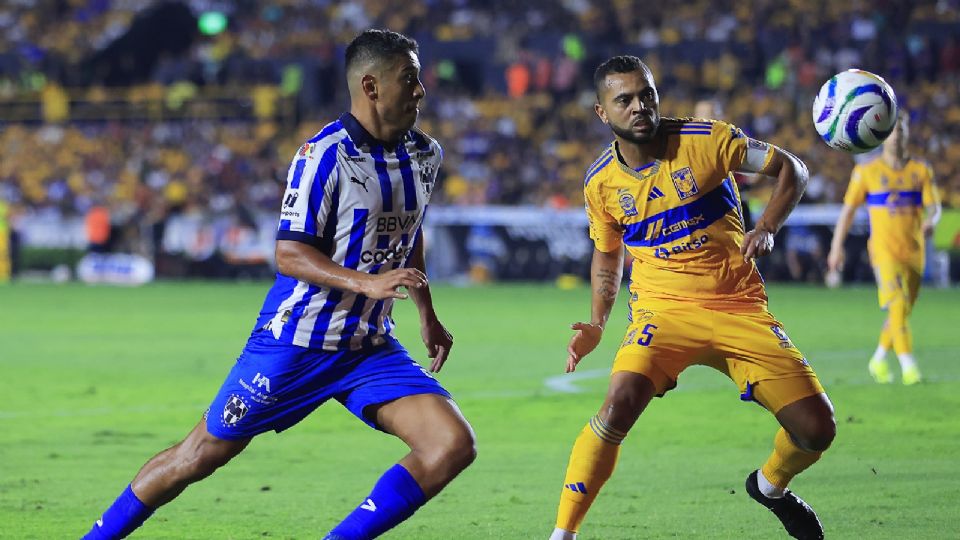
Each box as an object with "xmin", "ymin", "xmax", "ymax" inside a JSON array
[
  {"xmin": 671, "ymin": 167, "xmax": 699, "ymax": 200},
  {"xmin": 617, "ymin": 188, "xmax": 638, "ymax": 217},
  {"xmin": 222, "ymin": 395, "xmax": 249, "ymax": 426}
]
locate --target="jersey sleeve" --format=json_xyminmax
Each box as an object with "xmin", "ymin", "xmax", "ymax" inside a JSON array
[
  {"xmin": 276, "ymin": 141, "xmax": 340, "ymax": 249},
  {"xmin": 843, "ymin": 166, "xmax": 867, "ymax": 207},
  {"xmin": 584, "ymin": 180, "xmax": 622, "ymax": 252},
  {"xmin": 713, "ymin": 121, "xmax": 775, "ymax": 174},
  {"xmin": 920, "ymin": 162, "xmax": 940, "ymax": 207}
]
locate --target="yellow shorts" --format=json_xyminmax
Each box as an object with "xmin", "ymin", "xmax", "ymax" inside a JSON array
[
  {"xmin": 612, "ymin": 302, "xmax": 824, "ymax": 413},
  {"xmin": 873, "ymin": 261, "xmax": 921, "ymax": 312}
]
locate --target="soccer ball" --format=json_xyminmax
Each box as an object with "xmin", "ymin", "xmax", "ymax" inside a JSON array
[{"xmin": 812, "ymin": 69, "xmax": 898, "ymax": 153}]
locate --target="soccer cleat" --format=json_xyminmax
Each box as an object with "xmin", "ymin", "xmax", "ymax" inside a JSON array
[
  {"xmin": 746, "ymin": 470, "xmax": 824, "ymax": 540},
  {"xmin": 902, "ymin": 365, "xmax": 923, "ymax": 386},
  {"xmin": 868, "ymin": 358, "xmax": 894, "ymax": 384}
]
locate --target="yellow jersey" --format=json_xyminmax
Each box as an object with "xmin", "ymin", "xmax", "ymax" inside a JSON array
[
  {"xmin": 584, "ymin": 118, "xmax": 773, "ymax": 311},
  {"xmin": 843, "ymin": 157, "xmax": 938, "ymax": 268}
]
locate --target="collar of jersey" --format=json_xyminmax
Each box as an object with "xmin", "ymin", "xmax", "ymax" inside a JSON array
[
  {"xmin": 340, "ymin": 112, "xmax": 407, "ymax": 151},
  {"xmin": 613, "ymin": 141, "xmax": 660, "ymax": 180}
]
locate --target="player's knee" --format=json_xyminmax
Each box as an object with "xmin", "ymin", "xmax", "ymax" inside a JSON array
[
  {"xmin": 794, "ymin": 416, "xmax": 836, "ymax": 453},
  {"xmin": 422, "ymin": 426, "xmax": 477, "ymax": 475},
  {"xmin": 442, "ymin": 428, "xmax": 477, "ymax": 472},
  {"xmin": 602, "ymin": 375, "xmax": 654, "ymax": 431}
]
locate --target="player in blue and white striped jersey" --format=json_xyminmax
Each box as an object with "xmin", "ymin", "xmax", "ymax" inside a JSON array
[{"xmin": 83, "ymin": 30, "xmax": 476, "ymax": 540}]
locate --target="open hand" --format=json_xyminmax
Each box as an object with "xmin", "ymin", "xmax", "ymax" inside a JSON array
[
  {"xmin": 566, "ymin": 322, "xmax": 603, "ymax": 373},
  {"xmin": 421, "ymin": 317, "xmax": 453, "ymax": 373}
]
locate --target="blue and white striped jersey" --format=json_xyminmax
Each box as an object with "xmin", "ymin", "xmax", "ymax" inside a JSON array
[{"xmin": 256, "ymin": 113, "xmax": 442, "ymax": 350}]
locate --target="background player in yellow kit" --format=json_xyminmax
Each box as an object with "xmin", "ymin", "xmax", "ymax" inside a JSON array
[
  {"xmin": 828, "ymin": 112, "xmax": 941, "ymax": 385},
  {"xmin": 549, "ymin": 56, "xmax": 834, "ymax": 540}
]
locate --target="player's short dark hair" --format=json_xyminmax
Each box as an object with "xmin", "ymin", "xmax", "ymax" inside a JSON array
[
  {"xmin": 345, "ymin": 29, "xmax": 419, "ymax": 73},
  {"xmin": 593, "ymin": 55, "xmax": 651, "ymax": 94}
]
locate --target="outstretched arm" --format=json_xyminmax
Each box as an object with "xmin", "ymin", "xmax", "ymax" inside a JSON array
[
  {"xmin": 741, "ymin": 147, "xmax": 809, "ymax": 260},
  {"xmin": 566, "ymin": 246, "xmax": 624, "ymax": 373},
  {"xmin": 405, "ymin": 235, "xmax": 454, "ymax": 372},
  {"xmin": 275, "ymin": 240, "xmax": 427, "ymax": 300}
]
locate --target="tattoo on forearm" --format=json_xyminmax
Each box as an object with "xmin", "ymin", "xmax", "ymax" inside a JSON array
[{"xmin": 595, "ymin": 269, "xmax": 619, "ymax": 301}]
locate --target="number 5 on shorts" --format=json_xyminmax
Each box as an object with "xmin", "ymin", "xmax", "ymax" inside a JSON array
[{"xmin": 637, "ymin": 323, "xmax": 657, "ymax": 347}]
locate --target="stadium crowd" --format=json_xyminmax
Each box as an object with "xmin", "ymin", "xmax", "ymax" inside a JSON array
[{"xmin": 1, "ymin": 1, "xmax": 958, "ymax": 247}]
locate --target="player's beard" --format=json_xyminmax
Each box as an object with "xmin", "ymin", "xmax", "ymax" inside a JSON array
[{"xmin": 610, "ymin": 119, "xmax": 659, "ymax": 145}]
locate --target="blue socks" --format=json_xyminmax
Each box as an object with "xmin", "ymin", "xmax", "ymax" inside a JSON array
[
  {"xmin": 327, "ymin": 464, "xmax": 427, "ymax": 540},
  {"xmin": 83, "ymin": 468, "xmax": 424, "ymax": 539},
  {"xmin": 83, "ymin": 484, "xmax": 153, "ymax": 539}
]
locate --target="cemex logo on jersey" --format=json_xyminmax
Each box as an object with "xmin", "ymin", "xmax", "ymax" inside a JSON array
[{"xmin": 361, "ymin": 243, "xmax": 413, "ymax": 264}]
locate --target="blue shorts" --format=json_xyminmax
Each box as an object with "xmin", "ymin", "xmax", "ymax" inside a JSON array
[{"xmin": 206, "ymin": 330, "xmax": 451, "ymax": 440}]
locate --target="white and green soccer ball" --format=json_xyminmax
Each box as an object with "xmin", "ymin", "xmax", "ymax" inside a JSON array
[{"xmin": 812, "ymin": 69, "xmax": 898, "ymax": 153}]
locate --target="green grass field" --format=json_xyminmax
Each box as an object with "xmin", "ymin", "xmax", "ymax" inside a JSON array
[{"xmin": 1, "ymin": 282, "xmax": 958, "ymax": 539}]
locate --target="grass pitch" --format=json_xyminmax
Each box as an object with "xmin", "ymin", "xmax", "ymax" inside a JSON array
[{"xmin": 1, "ymin": 282, "xmax": 958, "ymax": 539}]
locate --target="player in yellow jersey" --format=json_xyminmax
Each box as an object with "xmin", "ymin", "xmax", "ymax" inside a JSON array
[
  {"xmin": 549, "ymin": 56, "xmax": 834, "ymax": 540},
  {"xmin": 827, "ymin": 112, "xmax": 941, "ymax": 385}
]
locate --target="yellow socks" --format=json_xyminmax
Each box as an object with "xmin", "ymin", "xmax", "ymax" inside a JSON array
[
  {"xmin": 887, "ymin": 301, "xmax": 913, "ymax": 356},
  {"xmin": 555, "ymin": 415, "xmax": 625, "ymax": 532},
  {"xmin": 760, "ymin": 428, "xmax": 822, "ymax": 490}
]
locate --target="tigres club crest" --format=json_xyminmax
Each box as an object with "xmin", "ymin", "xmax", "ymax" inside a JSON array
[
  {"xmin": 617, "ymin": 188, "xmax": 638, "ymax": 217},
  {"xmin": 671, "ymin": 167, "xmax": 699, "ymax": 200}
]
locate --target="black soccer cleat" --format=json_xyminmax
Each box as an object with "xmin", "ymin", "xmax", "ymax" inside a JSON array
[{"xmin": 746, "ymin": 470, "xmax": 824, "ymax": 539}]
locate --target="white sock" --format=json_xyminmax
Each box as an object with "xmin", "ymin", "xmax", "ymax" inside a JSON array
[
  {"xmin": 870, "ymin": 345, "xmax": 887, "ymax": 363},
  {"xmin": 549, "ymin": 528, "xmax": 577, "ymax": 540},
  {"xmin": 897, "ymin": 353, "xmax": 917, "ymax": 371},
  {"xmin": 757, "ymin": 469, "xmax": 785, "ymax": 499}
]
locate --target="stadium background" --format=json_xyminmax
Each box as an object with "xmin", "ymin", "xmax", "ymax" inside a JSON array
[
  {"xmin": 2, "ymin": 2, "xmax": 960, "ymax": 539},
  {"xmin": 1, "ymin": 0, "xmax": 959, "ymax": 285}
]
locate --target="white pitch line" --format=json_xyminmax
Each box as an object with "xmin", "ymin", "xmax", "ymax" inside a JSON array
[{"xmin": 543, "ymin": 368, "xmax": 609, "ymax": 393}]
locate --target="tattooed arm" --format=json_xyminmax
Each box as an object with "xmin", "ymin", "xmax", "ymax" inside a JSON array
[{"xmin": 566, "ymin": 246, "xmax": 625, "ymax": 372}]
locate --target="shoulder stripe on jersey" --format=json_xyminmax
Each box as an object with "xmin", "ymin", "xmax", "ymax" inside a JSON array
[
  {"xmin": 865, "ymin": 191, "xmax": 922, "ymax": 207},
  {"xmin": 585, "ymin": 155, "xmax": 614, "ymax": 186},
  {"xmin": 308, "ymin": 121, "xmax": 343, "ymax": 144},
  {"xmin": 665, "ymin": 130, "xmax": 712, "ymax": 136},
  {"xmin": 395, "ymin": 143, "xmax": 419, "ymax": 212},
  {"xmin": 370, "ymin": 146, "xmax": 394, "ymax": 212},
  {"xmin": 586, "ymin": 149, "xmax": 613, "ymax": 175},
  {"xmin": 622, "ymin": 178, "xmax": 738, "ymax": 247},
  {"xmin": 304, "ymin": 143, "xmax": 341, "ymax": 236},
  {"xmin": 342, "ymin": 136, "xmax": 361, "ymax": 157},
  {"xmin": 309, "ymin": 208, "xmax": 369, "ymax": 347}
]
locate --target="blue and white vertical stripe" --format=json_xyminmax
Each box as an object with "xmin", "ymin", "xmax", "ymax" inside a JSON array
[{"xmin": 257, "ymin": 115, "xmax": 443, "ymax": 350}]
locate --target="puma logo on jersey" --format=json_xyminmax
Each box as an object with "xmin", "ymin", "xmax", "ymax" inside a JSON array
[{"xmin": 350, "ymin": 176, "xmax": 370, "ymax": 192}]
